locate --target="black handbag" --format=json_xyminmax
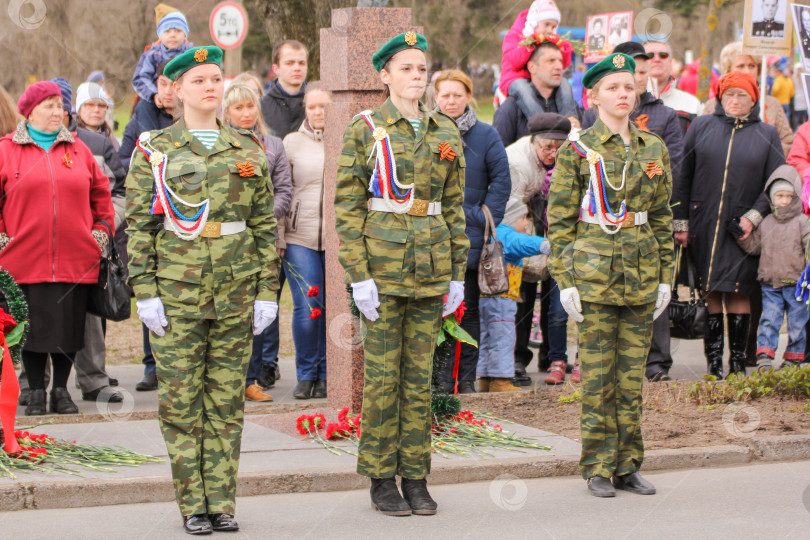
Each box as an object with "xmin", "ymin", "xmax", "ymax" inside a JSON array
[
  {"xmin": 87, "ymin": 220, "xmax": 132, "ymax": 322},
  {"xmin": 668, "ymin": 245, "xmax": 708, "ymax": 340}
]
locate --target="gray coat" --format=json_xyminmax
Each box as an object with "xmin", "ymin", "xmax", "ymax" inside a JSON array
[{"xmin": 738, "ymin": 164, "xmax": 810, "ymax": 289}]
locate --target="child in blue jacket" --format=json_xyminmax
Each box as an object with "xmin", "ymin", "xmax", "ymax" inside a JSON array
[
  {"xmin": 478, "ymin": 198, "xmax": 550, "ymax": 392},
  {"xmin": 132, "ymin": 3, "xmax": 192, "ymax": 103}
]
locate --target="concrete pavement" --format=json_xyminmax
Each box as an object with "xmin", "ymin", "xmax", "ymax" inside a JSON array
[{"xmin": 2, "ymin": 460, "xmax": 809, "ymax": 539}]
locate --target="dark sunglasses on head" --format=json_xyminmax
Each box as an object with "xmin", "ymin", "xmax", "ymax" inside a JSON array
[{"xmin": 649, "ymin": 52, "xmax": 670, "ymax": 59}]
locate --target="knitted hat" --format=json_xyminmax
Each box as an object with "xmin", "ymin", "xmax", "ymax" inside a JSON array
[
  {"xmin": 372, "ymin": 32, "xmax": 428, "ymax": 73},
  {"xmin": 51, "ymin": 77, "xmax": 73, "ymax": 112},
  {"xmin": 155, "ymin": 3, "xmax": 189, "ymax": 38},
  {"xmin": 87, "ymin": 70, "xmax": 105, "ymax": 84},
  {"xmin": 502, "ymin": 198, "xmax": 529, "ymax": 228},
  {"xmin": 17, "ymin": 81, "xmax": 62, "ymax": 118},
  {"xmin": 582, "ymin": 53, "xmax": 636, "ymax": 89},
  {"xmin": 769, "ymin": 179, "xmax": 794, "ymax": 201},
  {"xmin": 523, "ymin": 0, "xmax": 561, "ymax": 36},
  {"xmin": 718, "ymin": 71, "xmax": 758, "ymax": 102},
  {"xmin": 163, "ymin": 46, "xmax": 223, "ymax": 81},
  {"xmin": 75, "ymin": 82, "xmax": 112, "ymax": 112}
]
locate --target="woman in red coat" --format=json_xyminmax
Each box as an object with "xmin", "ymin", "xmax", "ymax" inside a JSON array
[{"xmin": 0, "ymin": 81, "xmax": 114, "ymax": 415}]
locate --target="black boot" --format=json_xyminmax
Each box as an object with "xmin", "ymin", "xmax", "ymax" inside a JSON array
[
  {"xmin": 704, "ymin": 313, "xmax": 724, "ymax": 379},
  {"xmin": 50, "ymin": 387, "xmax": 78, "ymax": 414},
  {"xmin": 401, "ymin": 478, "xmax": 437, "ymax": 515},
  {"xmin": 370, "ymin": 478, "xmax": 411, "ymax": 516},
  {"xmin": 727, "ymin": 313, "xmax": 750, "ymax": 377},
  {"xmin": 25, "ymin": 389, "xmax": 46, "ymax": 416}
]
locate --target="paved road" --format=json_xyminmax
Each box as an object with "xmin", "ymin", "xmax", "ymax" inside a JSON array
[{"xmin": 2, "ymin": 460, "xmax": 809, "ymax": 539}]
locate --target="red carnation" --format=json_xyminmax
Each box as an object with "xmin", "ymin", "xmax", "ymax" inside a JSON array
[
  {"xmin": 0, "ymin": 308, "xmax": 17, "ymax": 335},
  {"xmin": 313, "ymin": 413, "xmax": 327, "ymax": 429},
  {"xmin": 307, "ymin": 286, "xmax": 319, "ymax": 297},
  {"xmin": 338, "ymin": 407, "xmax": 350, "ymax": 422},
  {"xmin": 325, "ymin": 423, "xmax": 339, "ymax": 440},
  {"xmin": 310, "ymin": 308, "xmax": 322, "ymax": 319},
  {"xmin": 296, "ymin": 415, "xmax": 313, "ymax": 435}
]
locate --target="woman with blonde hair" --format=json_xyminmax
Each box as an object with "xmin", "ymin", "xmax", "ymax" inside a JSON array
[
  {"xmin": 231, "ymin": 71, "xmax": 265, "ymax": 97},
  {"xmin": 0, "ymin": 86, "xmax": 21, "ymax": 136},
  {"xmin": 433, "ymin": 69, "xmax": 511, "ymax": 393},
  {"xmin": 222, "ymin": 82, "xmax": 293, "ymax": 401}
]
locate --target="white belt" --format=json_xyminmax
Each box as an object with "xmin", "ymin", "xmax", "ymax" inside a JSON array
[
  {"xmin": 368, "ymin": 198, "xmax": 442, "ymax": 216},
  {"xmin": 164, "ymin": 218, "xmax": 246, "ymax": 238},
  {"xmin": 580, "ymin": 210, "xmax": 647, "ymax": 228}
]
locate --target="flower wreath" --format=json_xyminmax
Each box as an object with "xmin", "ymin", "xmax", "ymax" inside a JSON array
[{"xmin": 518, "ymin": 33, "xmax": 582, "ymax": 69}]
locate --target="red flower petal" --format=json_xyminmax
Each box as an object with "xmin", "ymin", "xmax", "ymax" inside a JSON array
[{"xmin": 309, "ymin": 308, "xmax": 322, "ymax": 319}]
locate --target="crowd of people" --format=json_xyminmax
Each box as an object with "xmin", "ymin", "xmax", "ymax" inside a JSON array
[{"xmin": 2, "ymin": 0, "xmax": 810, "ymax": 527}]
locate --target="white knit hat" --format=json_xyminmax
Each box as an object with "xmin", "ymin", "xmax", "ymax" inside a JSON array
[
  {"xmin": 769, "ymin": 179, "xmax": 794, "ymax": 201},
  {"xmin": 502, "ymin": 198, "xmax": 529, "ymax": 228},
  {"xmin": 523, "ymin": 0, "xmax": 562, "ymax": 36},
  {"xmin": 75, "ymin": 82, "xmax": 112, "ymax": 113}
]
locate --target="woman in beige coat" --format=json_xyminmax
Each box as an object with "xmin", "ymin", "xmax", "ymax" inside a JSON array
[{"xmin": 281, "ymin": 83, "xmax": 332, "ymax": 399}]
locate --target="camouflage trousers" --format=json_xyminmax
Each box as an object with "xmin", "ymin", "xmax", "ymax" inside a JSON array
[
  {"xmin": 578, "ymin": 301, "xmax": 655, "ymax": 480},
  {"xmin": 357, "ymin": 294, "xmax": 444, "ymax": 479},
  {"xmin": 151, "ymin": 313, "xmax": 252, "ymax": 515}
]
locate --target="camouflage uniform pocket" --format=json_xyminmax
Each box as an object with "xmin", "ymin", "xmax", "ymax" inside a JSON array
[
  {"xmin": 429, "ymin": 142, "xmax": 453, "ymax": 180},
  {"xmin": 429, "ymin": 223, "xmax": 452, "ymax": 279},
  {"xmin": 571, "ymin": 239, "xmax": 613, "ymax": 281},
  {"xmin": 638, "ymin": 233, "xmax": 660, "ymax": 293},
  {"xmin": 156, "ymin": 263, "xmax": 203, "ymax": 307},
  {"xmin": 364, "ymin": 226, "xmax": 409, "ymax": 282}
]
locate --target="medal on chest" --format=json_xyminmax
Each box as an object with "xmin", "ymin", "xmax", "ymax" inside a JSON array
[
  {"xmin": 357, "ymin": 110, "xmax": 415, "ymax": 214},
  {"xmin": 135, "ymin": 133, "xmax": 211, "ymax": 241},
  {"xmin": 568, "ymin": 131, "xmax": 628, "ymax": 235}
]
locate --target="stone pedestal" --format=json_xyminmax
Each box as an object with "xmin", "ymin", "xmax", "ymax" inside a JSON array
[{"xmin": 322, "ymin": 8, "xmax": 422, "ymax": 412}]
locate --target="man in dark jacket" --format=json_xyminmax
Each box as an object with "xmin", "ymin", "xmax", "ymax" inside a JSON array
[
  {"xmin": 261, "ymin": 40, "xmax": 308, "ymax": 138},
  {"xmin": 493, "ymin": 41, "xmax": 581, "ymax": 147},
  {"xmin": 118, "ymin": 62, "xmax": 179, "ymax": 392},
  {"xmin": 581, "ymin": 42, "xmax": 686, "ymax": 381}
]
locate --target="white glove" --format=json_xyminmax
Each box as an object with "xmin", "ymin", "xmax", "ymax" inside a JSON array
[
  {"xmin": 443, "ymin": 280, "xmax": 465, "ymax": 317},
  {"xmin": 351, "ymin": 278, "xmax": 380, "ymax": 321},
  {"xmin": 559, "ymin": 287, "xmax": 584, "ymax": 323},
  {"xmin": 539, "ymin": 239, "xmax": 551, "ymax": 255},
  {"xmin": 653, "ymin": 283, "xmax": 672, "ymax": 320},
  {"xmin": 253, "ymin": 300, "xmax": 278, "ymax": 335},
  {"xmin": 136, "ymin": 297, "xmax": 169, "ymax": 337}
]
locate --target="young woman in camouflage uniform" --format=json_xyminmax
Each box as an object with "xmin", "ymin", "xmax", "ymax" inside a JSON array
[
  {"xmin": 547, "ymin": 53, "xmax": 674, "ymax": 498},
  {"xmin": 335, "ymin": 32, "xmax": 468, "ymax": 516},
  {"xmin": 126, "ymin": 46, "xmax": 280, "ymax": 534}
]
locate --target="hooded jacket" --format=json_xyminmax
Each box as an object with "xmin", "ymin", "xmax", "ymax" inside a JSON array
[{"xmin": 738, "ymin": 164, "xmax": 810, "ymax": 288}]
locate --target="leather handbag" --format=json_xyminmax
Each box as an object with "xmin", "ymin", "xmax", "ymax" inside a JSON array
[
  {"xmin": 668, "ymin": 245, "xmax": 708, "ymax": 340},
  {"xmin": 478, "ymin": 204, "xmax": 510, "ymax": 296},
  {"xmin": 87, "ymin": 220, "xmax": 132, "ymax": 322},
  {"xmin": 522, "ymin": 253, "xmax": 550, "ymax": 283}
]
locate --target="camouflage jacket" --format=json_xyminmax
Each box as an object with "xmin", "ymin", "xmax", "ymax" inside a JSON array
[
  {"xmin": 126, "ymin": 118, "xmax": 280, "ymax": 319},
  {"xmin": 335, "ymin": 98, "xmax": 469, "ymax": 298},
  {"xmin": 547, "ymin": 119, "xmax": 674, "ymax": 305}
]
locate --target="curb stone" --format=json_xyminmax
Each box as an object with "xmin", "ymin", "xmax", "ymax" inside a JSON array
[{"xmin": 3, "ymin": 434, "xmax": 810, "ymax": 511}]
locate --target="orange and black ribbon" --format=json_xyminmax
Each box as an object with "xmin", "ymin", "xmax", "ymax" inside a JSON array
[
  {"xmin": 236, "ymin": 161, "xmax": 255, "ymax": 177},
  {"xmin": 634, "ymin": 114, "xmax": 649, "ymax": 131},
  {"xmin": 438, "ymin": 142, "xmax": 456, "ymax": 161},
  {"xmin": 645, "ymin": 161, "xmax": 663, "ymax": 179}
]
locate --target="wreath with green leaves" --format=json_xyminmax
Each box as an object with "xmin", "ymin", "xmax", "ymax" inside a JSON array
[{"xmin": 0, "ymin": 268, "xmax": 28, "ymax": 365}]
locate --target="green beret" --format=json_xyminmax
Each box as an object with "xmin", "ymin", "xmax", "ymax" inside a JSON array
[
  {"xmin": 164, "ymin": 46, "xmax": 223, "ymax": 82},
  {"xmin": 582, "ymin": 53, "xmax": 636, "ymax": 89},
  {"xmin": 372, "ymin": 32, "xmax": 428, "ymax": 72}
]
